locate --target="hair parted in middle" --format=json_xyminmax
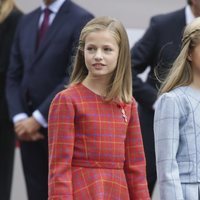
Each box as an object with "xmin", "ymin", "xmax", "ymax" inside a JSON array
[
  {"xmin": 69, "ymin": 16, "xmax": 132, "ymax": 103},
  {"xmin": 159, "ymin": 17, "xmax": 200, "ymax": 95}
]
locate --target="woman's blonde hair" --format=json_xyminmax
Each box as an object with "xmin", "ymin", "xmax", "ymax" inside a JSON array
[
  {"xmin": 0, "ymin": 0, "xmax": 15, "ymax": 23},
  {"xmin": 159, "ymin": 17, "xmax": 200, "ymax": 95},
  {"xmin": 69, "ymin": 16, "xmax": 132, "ymax": 103}
]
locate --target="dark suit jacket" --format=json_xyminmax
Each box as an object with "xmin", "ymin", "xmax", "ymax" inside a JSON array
[
  {"xmin": 131, "ymin": 8, "xmax": 186, "ymax": 110},
  {"xmin": 6, "ymin": 0, "xmax": 93, "ymax": 121},
  {"xmin": 0, "ymin": 9, "xmax": 22, "ymax": 121}
]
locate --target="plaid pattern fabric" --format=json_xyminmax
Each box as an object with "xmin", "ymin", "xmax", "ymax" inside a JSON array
[
  {"xmin": 48, "ymin": 83, "xmax": 149, "ymax": 200},
  {"xmin": 154, "ymin": 86, "xmax": 200, "ymax": 200}
]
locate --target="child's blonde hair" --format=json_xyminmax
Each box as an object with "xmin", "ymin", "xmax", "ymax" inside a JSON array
[
  {"xmin": 0, "ymin": 0, "xmax": 15, "ymax": 23},
  {"xmin": 159, "ymin": 17, "xmax": 200, "ymax": 94},
  {"xmin": 70, "ymin": 16, "xmax": 132, "ymax": 103}
]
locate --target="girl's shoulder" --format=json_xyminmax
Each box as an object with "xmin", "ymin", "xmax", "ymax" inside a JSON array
[
  {"xmin": 53, "ymin": 84, "xmax": 83, "ymax": 102},
  {"xmin": 121, "ymin": 97, "xmax": 137, "ymax": 111},
  {"xmin": 162, "ymin": 86, "xmax": 200, "ymax": 101},
  {"xmin": 158, "ymin": 86, "xmax": 194, "ymax": 102},
  {"xmin": 158, "ymin": 89, "xmax": 178, "ymax": 102},
  {"xmin": 156, "ymin": 86, "xmax": 200, "ymax": 114},
  {"xmin": 129, "ymin": 97, "xmax": 137, "ymax": 108}
]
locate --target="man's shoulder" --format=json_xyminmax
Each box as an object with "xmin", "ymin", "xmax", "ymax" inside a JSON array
[
  {"xmin": 151, "ymin": 8, "xmax": 185, "ymax": 26},
  {"xmin": 65, "ymin": 1, "xmax": 93, "ymax": 17},
  {"xmin": 19, "ymin": 7, "xmax": 40, "ymax": 24}
]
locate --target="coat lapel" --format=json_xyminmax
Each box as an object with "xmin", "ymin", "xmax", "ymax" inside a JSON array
[
  {"xmin": 28, "ymin": 9, "xmax": 42, "ymax": 60},
  {"xmin": 32, "ymin": 0, "xmax": 71, "ymax": 64}
]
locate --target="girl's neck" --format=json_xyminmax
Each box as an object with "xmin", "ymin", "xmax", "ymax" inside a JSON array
[
  {"xmin": 82, "ymin": 75, "xmax": 110, "ymax": 96},
  {"xmin": 190, "ymin": 72, "xmax": 200, "ymax": 90}
]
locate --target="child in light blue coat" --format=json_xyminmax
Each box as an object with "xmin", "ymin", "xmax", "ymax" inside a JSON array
[{"xmin": 154, "ymin": 17, "xmax": 200, "ymax": 200}]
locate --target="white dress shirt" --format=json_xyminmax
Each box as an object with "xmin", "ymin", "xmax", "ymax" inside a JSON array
[
  {"xmin": 39, "ymin": 0, "xmax": 66, "ymax": 27},
  {"xmin": 185, "ymin": 5, "xmax": 195, "ymax": 25}
]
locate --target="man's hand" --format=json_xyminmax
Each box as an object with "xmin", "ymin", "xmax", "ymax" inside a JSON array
[
  {"xmin": 15, "ymin": 117, "xmax": 44, "ymax": 141},
  {"xmin": 15, "ymin": 117, "xmax": 41, "ymax": 134}
]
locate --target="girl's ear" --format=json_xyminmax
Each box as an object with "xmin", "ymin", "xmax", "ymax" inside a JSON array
[{"xmin": 187, "ymin": 52, "xmax": 192, "ymax": 61}]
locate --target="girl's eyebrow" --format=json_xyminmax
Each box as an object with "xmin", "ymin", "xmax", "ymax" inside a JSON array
[
  {"xmin": 103, "ymin": 44, "xmax": 113, "ymax": 47},
  {"xmin": 85, "ymin": 43, "xmax": 114, "ymax": 46}
]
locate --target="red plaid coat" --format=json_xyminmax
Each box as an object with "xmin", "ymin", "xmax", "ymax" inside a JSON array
[{"xmin": 48, "ymin": 83, "xmax": 150, "ymax": 200}]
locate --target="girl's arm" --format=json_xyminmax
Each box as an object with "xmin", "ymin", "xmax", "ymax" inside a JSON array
[
  {"xmin": 48, "ymin": 91, "xmax": 75, "ymax": 200},
  {"xmin": 154, "ymin": 93, "xmax": 183, "ymax": 200},
  {"xmin": 124, "ymin": 99, "xmax": 150, "ymax": 199}
]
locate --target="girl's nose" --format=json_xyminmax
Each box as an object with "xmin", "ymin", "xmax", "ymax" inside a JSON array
[{"xmin": 94, "ymin": 49, "xmax": 103, "ymax": 61}]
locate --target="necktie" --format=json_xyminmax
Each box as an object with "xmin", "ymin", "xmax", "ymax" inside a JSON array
[{"xmin": 37, "ymin": 8, "xmax": 51, "ymax": 47}]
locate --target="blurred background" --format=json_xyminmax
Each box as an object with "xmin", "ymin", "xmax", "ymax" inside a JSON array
[
  {"xmin": 12, "ymin": 1, "xmax": 186, "ymax": 200},
  {"xmin": 15, "ymin": 0, "xmax": 185, "ymax": 29}
]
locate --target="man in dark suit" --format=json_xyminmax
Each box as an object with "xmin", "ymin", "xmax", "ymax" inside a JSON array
[
  {"xmin": 6, "ymin": 0, "xmax": 93, "ymax": 199},
  {"xmin": 131, "ymin": 0, "xmax": 200, "ymax": 196}
]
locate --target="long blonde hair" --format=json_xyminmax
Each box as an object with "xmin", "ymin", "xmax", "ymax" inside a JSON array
[
  {"xmin": 159, "ymin": 17, "xmax": 200, "ymax": 95},
  {"xmin": 70, "ymin": 16, "xmax": 132, "ymax": 103},
  {"xmin": 0, "ymin": 0, "xmax": 15, "ymax": 23}
]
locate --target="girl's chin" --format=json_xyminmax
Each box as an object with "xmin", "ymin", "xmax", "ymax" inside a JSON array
[
  {"xmin": 88, "ymin": 72, "xmax": 111, "ymax": 78},
  {"xmin": 90, "ymin": 70, "xmax": 106, "ymax": 75}
]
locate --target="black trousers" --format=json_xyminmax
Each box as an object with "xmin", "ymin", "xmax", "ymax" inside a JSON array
[
  {"xmin": 138, "ymin": 105, "xmax": 157, "ymax": 196},
  {"xmin": 0, "ymin": 119, "xmax": 15, "ymax": 200},
  {"xmin": 20, "ymin": 130, "xmax": 48, "ymax": 200}
]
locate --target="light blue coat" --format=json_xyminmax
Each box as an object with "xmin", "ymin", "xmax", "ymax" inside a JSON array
[{"xmin": 154, "ymin": 86, "xmax": 200, "ymax": 200}]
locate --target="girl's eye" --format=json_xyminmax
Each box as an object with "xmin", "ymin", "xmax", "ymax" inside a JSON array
[
  {"xmin": 86, "ymin": 47, "xmax": 96, "ymax": 51},
  {"xmin": 104, "ymin": 47, "xmax": 113, "ymax": 52}
]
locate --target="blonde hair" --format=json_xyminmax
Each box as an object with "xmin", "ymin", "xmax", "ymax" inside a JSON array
[
  {"xmin": 0, "ymin": 0, "xmax": 15, "ymax": 23},
  {"xmin": 70, "ymin": 16, "xmax": 132, "ymax": 103},
  {"xmin": 159, "ymin": 17, "xmax": 200, "ymax": 95}
]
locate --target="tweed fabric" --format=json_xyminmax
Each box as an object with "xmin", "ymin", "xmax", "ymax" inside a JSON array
[
  {"xmin": 48, "ymin": 83, "xmax": 149, "ymax": 199},
  {"xmin": 154, "ymin": 86, "xmax": 200, "ymax": 200}
]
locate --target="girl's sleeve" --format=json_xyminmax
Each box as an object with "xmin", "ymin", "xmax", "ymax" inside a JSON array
[
  {"xmin": 154, "ymin": 93, "xmax": 183, "ymax": 200},
  {"xmin": 48, "ymin": 91, "xmax": 75, "ymax": 200},
  {"xmin": 124, "ymin": 99, "xmax": 150, "ymax": 199}
]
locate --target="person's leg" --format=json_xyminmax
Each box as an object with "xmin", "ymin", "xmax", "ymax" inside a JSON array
[
  {"xmin": 0, "ymin": 120, "xmax": 15, "ymax": 200},
  {"xmin": 138, "ymin": 106, "xmax": 156, "ymax": 196},
  {"xmin": 20, "ymin": 135, "xmax": 48, "ymax": 200}
]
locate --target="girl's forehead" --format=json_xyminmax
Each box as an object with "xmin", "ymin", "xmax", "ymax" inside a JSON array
[{"xmin": 84, "ymin": 30, "xmax": 119, "ymax": 45}]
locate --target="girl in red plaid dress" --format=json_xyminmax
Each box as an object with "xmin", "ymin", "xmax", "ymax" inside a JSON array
[{"xmin": 48, "ymin": 16, "xmax": 150, "ymax": 200}]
